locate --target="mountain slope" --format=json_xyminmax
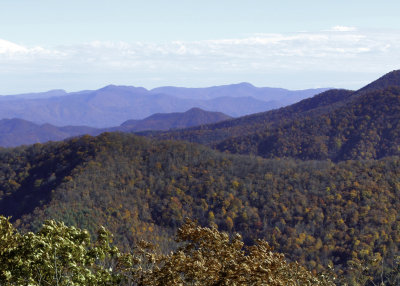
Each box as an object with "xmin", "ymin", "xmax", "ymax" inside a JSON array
[
  {"xmin": 1, "ymin": 132, "xmax": 400, "ymax": 279},
  {"xmin": 118, "ymin": 107, "xmax": 232, "ymax": 132},
  {"xmin": 216, "ymin": 86, "xmax": 400, "ymax": 161}
]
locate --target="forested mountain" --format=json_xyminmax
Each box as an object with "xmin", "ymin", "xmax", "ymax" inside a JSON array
[
  {"xmin": 116, "ymin": 107, "xmax": 232, "ymax": 132},
  {"xmin": 1, "ymin": 132, "xmax": 400, "ymax": 283},
  {"xmin": 216, "ymin": 86, "xmax": 400, "ymax": 161},
  {"xmin": 0, "ymin": 84, "xmax": 326, "ymax": 127},
  {"xmin": 150, "ymin": 70, "xmax": 400, "ymax": 161}
]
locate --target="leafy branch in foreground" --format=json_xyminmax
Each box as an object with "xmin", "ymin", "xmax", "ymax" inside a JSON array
[
  {"xmin": 0, "ymin": 216, "xmax": 123, "ymax": 285},
  {"xmin": 148, "ymin": 218, "xmax": 335, "ymax": 286},
  {"xmin": 0, "ymin": 216, "xmax": 334, "ymax": 285}
]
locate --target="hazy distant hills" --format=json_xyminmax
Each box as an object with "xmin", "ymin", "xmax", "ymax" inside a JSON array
[
  {"xmin": 152, "ymin": 82, "xmax": 326, "ymax": 102},
  {"xmin": 117, "ymin": 107, "xmax": 232, "ymax": 132},
  {"xmin": 0, "ymin": 108, "xmax": 232, "ymax": 147},
  {"xmin": 0, "ymin": 84, "xmax": 328, "ymax": 127},
  {"xmin": 0, "ymin": 89, "xmax": 67, "ymax": 100},
  {"xmin": 0, "ymin": 118, "xmax": 100, "ymax": 147}
]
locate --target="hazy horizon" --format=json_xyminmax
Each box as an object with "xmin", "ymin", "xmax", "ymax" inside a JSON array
[{"xmin": 1, "ymin": 0, "xmax": 399, "ymax": 94}]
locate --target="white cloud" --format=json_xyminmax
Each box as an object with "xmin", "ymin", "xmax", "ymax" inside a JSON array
[
  {"xmin": 330, "ymin": 26, "xmax": 357, "ymax": 32},
  {"xmin": 0, "ymin": 39, "xmax": 28, "ymax": 54},
  {"xmin": 0, "ymin": 27, "xmax": 399, "ymax": 88}
]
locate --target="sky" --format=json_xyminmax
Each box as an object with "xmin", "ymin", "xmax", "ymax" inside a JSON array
[{"xmin": 0, "ymin": 0, "xmax": 399, "ymax": 94}]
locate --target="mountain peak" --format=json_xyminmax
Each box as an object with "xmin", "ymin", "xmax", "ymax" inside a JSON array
[
  {"xmin": 233, "ymin": 82, "xmax": 255, "ymax": 88},
  {"xmin": 98, "ymin": 85, "xmax": 148, "ymax": 93},
  {"xmin": 185, "ymin": 107, "xmax": 206, "ymax": 113}
]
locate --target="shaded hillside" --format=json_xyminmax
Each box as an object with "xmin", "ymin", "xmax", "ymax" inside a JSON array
[
  {"xmin": 1, "ymin": 132, "xmax": 400, "ymax": 280},
  {"xmin": 0, "ymin": 84, "xmax": 326, "ymax": 127},
  {"xmin": 0, "ymin": 118, "xmax": 100, "ymax": 147},
  {"xmin": 118, "ymin": 108, "xmax": 232, "ymax": 132},
  {"xmin": 146, "ymin": 89, "xmax": 352, "ymax": 145},
  {"xmin": 217, "ymin": 86, "xmax": 400, "ymax": 161}
]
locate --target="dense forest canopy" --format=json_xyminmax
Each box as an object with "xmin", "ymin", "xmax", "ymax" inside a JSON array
[{"xmin": 0, "ymin": 132, "xmax": 399, "ymax": 284}]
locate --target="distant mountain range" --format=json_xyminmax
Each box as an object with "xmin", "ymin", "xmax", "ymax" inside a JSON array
[
  {"xmin": 4, "ymin": 70, "xmax": 400, "ymax": 151},
  {"xmin": 2, "ymin": 70, "xmax": 400, "ymax": 155},
  {"xmin": 0, "ymin": 108, "xmax": 232, "ymax": 147},
  {"xmin": 151, "ymin": 83, "xmax": 326, "ymax": 102},
  {"xmin": 0, "ymin": 84, "xmax": 328, "ymax": 127}
]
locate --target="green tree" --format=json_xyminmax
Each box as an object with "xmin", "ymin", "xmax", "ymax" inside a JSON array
[{"xmin": 0, "ymin": 216, "xmax": 122, "ymax": 285}]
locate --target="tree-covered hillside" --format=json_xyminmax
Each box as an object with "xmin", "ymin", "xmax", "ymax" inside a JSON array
[
  {"xmin": 217, "ymin": 86, "xmax": 400, "ymax": 161},
  {"xmin": 0, "ymin": 133, "xmax": 400, "ymax": 283}
]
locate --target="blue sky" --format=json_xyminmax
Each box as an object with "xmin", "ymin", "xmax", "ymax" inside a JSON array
[{"xmin": 0, "ymin": 0, "xmax": 399, "ymax": 93}]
